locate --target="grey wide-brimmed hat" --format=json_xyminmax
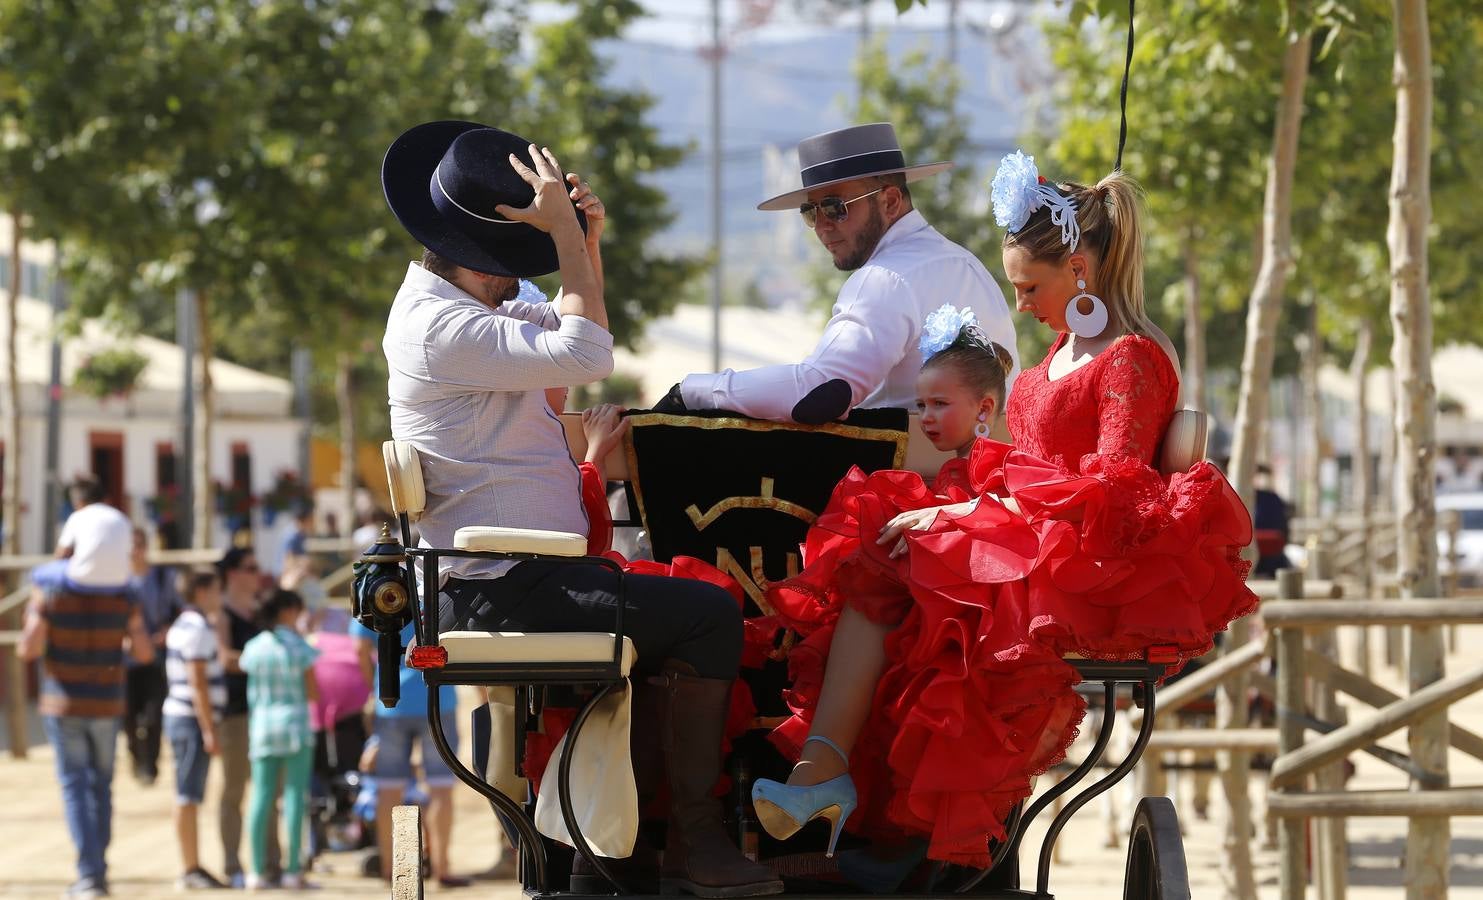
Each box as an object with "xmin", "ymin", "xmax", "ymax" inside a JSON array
[{"xmin": 757, "ymin": 122, "xmax": 954, "ymax": 211}]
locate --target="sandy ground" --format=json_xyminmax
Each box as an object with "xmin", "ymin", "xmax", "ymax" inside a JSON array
[{"xmin": 5, "ymin": 632, "xmax": 1483, "ymax": 899}]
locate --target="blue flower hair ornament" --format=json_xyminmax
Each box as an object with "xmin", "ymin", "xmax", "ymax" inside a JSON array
[
  {"xmin": 516, "ymin": 279, "xmax": 549, "ymax": 305},
  {"xmin": 990, "ymin": 150, "xmax": 1081, "ymax": 252},
  {"xmin": 919, "ymin": 303, "xmax": 977, "ymax": 361}
]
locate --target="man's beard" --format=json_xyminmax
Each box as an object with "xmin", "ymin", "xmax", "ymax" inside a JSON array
[
  {"xmin": 487, "ymin": 276, "xmax": 521, "ymax": 306},
  {"xmin": 833, "ymin": 199, "xmax": 888, "ymax": 271}
]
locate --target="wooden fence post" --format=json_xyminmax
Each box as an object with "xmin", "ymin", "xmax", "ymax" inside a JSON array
[
  {"xmin": 1276, "ymin": 567, "xmax": 1309, "ymax": 900},
  {"xmin": 1307, "ymin": 546, "xmax": 1347, "ymax": 900}
]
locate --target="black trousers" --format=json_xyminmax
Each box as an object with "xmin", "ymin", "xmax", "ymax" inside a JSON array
[
  {"xmin": 440, "ymin": 560, "xmax": 743, "ymax": 680},
  {"xmin": 124, "ymin": 662, "xmax": 168, "ymax": 777}
]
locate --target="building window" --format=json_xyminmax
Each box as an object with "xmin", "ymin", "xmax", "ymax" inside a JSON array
[
  {"xmin": 156, "ymin": 442, "xmax": 176, "ymax": 490},
  {"xmin": 230, "ymin": 441, "xmax": 252, "ymax": 496},
  {"xmin": 89, "ymin": 431, "xmax": 125, "ymax": 512}
]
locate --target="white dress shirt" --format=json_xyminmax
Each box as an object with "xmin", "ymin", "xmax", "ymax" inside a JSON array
[
  {"xmin": 383, "ymin": 262, "xmax": 614, "ymax": 581},
  {"xmin": 679, "ymin": 210, "xmax": 1018, "ymax": 421}
]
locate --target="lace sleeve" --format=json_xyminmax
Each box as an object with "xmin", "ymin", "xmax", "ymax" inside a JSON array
[{"xmin": 1095, "ymin": 336, "xmax": 1178, "ymax": 465}]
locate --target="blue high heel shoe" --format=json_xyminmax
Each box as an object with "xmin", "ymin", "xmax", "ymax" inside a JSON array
[{"xmin": 750, "ymin": 735, "xmax": 858, "ymax": 857}]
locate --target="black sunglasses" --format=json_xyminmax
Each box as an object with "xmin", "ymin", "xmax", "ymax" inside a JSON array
[{"xmin": 798, "ymin": 187, "xmax": 884, "ymax": 228}]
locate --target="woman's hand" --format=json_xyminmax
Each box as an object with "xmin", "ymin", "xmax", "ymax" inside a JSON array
[
  {"xmin": 582, "ymin": 404, "xmax": 631, "ymax": 469},
  {"xmin": 877, "ymin": 501, "xmax": 977, "ymax": 559},
  {"xmin": 568, "ymin": 173, "xmax": 605, "ymax": 246}
]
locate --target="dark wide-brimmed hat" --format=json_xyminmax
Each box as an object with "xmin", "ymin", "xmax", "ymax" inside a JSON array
[
  {"xmin": 382, "ymin": 120, "xmax": 584, "ymax": 278},
  {"xmin": 757, "ymin": 122, "xmax": 954, "ymax": 211}
]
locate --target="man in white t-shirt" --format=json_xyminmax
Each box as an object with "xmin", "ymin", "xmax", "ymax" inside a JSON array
[{"xmin": 32, "ymin": 476, "xmax": 134, "ymax": 595}]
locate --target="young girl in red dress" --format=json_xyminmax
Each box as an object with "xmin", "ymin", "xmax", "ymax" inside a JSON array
[{"xmin": 751, "ymin": 152, "xmax": 1258, "ymax": 875}]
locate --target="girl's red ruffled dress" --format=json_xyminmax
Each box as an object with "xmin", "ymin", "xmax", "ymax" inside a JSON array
[{"xmin": 765, "ymin": 334, "xmax": 1258, "ymax": 866}]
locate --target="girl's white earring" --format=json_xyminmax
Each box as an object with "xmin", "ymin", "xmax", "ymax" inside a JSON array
[
  {"xmin": 1065, "ymin": 279, "xmax": 1108, "ymax": 338},
  {"xmin": 974, "ymin": 417, "xmax": 991, "ymax": 438}
]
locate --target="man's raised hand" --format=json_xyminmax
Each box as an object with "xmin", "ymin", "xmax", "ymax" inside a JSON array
[{"xmin": 495, "ymin": 144, "xmax": 581, "ymax": 236}]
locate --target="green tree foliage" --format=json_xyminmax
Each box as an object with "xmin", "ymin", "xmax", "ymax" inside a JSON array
[
  {"xmin": 1044, "ymin": 0, "xmax": 1483, "ymax": 383},
  {"xmin": 517, "ymin": 0, "xmax": 702, "ymax": 347},
  {"xmin": 1, "ymin": 0, "xmax": 697, "ymax": 429}
]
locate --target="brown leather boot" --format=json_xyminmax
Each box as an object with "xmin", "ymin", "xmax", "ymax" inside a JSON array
[{"xmin": 660, "ymin": 663, "xmax": 784, "ymax": 898}]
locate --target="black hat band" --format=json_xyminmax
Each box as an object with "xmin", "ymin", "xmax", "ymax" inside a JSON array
[{"xmin": 800, "ymin": 148, "xmax": 907, "ymax": 189}]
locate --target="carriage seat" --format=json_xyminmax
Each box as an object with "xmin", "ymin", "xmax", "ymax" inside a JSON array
[
  {"xmin": 1159, "ymin": 408, "xmax": 1207, "ymax": 476},
  {"xmin": 381, "ymin": 440, "xmax": 633, "ymax": 673}
]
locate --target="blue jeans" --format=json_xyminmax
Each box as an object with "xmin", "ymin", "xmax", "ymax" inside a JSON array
[{"xmin": 42, "ymin": 715, "xmax": 120, "ymax": 884}]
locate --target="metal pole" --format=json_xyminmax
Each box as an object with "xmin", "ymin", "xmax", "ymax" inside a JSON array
[
  {"xmin": 948, "ymin": 0, "xmax": 960, "ymax": 66},
  {"xmin": 176, "ymin": 287, "xmax": 195, "ymax": 547},
  {"xmin": 41, "ymin": 264, "xmax": 63, "ymax": 549},
  {"xmin": 291, "ymin": 345, "xmax": 312, "ymax": 485},
  {"xmin": 709, "ymin": 0, "xmax": 723, "ymax": 373}
]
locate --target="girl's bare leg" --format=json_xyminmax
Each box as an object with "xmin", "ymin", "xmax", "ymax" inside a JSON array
[{"xmin": 787, "ymin": 605, "xmax": 890, "ymax": 787}]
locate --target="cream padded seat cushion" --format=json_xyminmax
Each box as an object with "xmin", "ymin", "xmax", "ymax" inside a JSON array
[
  {"xmin": 454, "ymin": 526, "xmax": 588, "ymax": 557},
  {"xmin": 383, "ymin": 441, "xmax": 427, "ymax": 520},
  {"xmin": 440, "ymin": 631, "xmax": 636, "ymax": 676}
]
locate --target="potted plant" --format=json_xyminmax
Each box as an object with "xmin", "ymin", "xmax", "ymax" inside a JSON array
[
  {"xmin": 73, "ymin": 347, "xmax": 150, "ymax": 401},
  {"xmin": 260, "ymin": 470, "xmax": 311, "ymax": 527}
]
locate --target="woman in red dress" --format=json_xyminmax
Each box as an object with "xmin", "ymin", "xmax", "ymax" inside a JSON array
[{"xmin": 751, "ymin": 152, "xmax": 1258, "ymax": 875}]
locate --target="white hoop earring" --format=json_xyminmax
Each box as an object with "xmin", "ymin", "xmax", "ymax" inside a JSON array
[
  {"xmin": 1065, "ymin": 279, "xmax": 1108, "ymax": 339},
  {"xmin": 974, "ymin": 418, "xmax": 991, "ymax": 438}
]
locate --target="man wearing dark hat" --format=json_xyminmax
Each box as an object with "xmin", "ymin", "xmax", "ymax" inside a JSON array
[
  {"xmin": 380, "ymin": 121, "xmax": 783, "ymax": 898},
  {"xmin": 659, "ymin": 122, "xmax": 1018, "ymax": 424}
]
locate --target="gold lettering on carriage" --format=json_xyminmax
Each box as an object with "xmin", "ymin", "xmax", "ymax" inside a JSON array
[
  {"xmin": 684, "ymin": 477, "xmax": 818, "ymax": 531},
  {"xmin": 685, "ymin": 477, "xmax": 808, "ymax": 619}
]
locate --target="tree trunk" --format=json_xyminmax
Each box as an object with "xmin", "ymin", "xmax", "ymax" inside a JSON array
[
  {"xmin": 1182, "ymin": 227, "xmax": 1206, "ymax": 413},
  {"xmin": 4, "ymin": 211, "xmax": 26, "ymax": 758},
  {"xmin": 192, "ymin": 290, "xmax": 214, "ymax": 550},
  {"xmin": 1301, "ymin": 301, "xmax": 1324, "ymax": 517},
  {"xmin": 1220, "ymin": 13, "xmax": 1313, "ymax": 900},
  {"xmin": 335, "ymin": 352, "xmax": 356, "ymax": 542},
  {"xmin": 1350, "ymin": 323, "xmax": 1373, "ymax": 678},
  {"xmin": 1388, "ymin": 1, "xmax": 1444, "ymax": 897}
]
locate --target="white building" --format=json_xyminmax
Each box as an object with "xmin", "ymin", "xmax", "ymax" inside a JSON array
[{"xmin": 0, "ymin": 216, "xmax": 305, "ymax": 556}]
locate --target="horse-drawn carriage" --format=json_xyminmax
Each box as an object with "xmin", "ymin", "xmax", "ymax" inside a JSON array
[{"xmin": 353, "ymin": 410, "xmax": 1203, "ymax": 900}]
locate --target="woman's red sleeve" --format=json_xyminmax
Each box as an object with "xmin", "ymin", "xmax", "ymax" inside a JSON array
[
  {"xmin": 579, "ymin": 461, "xmax": 613, "ymax": 555},
  {"xmin": 1094, "ymin": 337, "xmax": 1179, "ymax": 466}
]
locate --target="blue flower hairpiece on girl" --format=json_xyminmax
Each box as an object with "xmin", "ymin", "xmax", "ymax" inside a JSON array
[
  {"xmin": 919, "ymin": 303, "xmax": 977, "ymax": 360},
  {"xmin": 516, "ymin": 279, "xmax": 548, "ymax": 305},
  {"xmin": 990, "ymin": 150, "xmax": 1081, "ymax": 252}
]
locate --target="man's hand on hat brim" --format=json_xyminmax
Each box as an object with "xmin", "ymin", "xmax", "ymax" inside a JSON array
[{"xmin": 494, "ymin": 144, "xmax": 582, "ymax": 238}]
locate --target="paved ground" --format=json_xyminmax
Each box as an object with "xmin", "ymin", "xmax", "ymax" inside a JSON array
[{"xmin": 5, "ymin": 634, "xmax": 1483, "ymax": 899}]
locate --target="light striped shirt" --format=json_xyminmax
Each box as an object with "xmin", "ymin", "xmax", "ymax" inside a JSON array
[
  {"xmin": 383, "ymin": 262, "xmax": 614, "ymax": 582},
  {"xmin": 162, "ymin": 608, "xmax": 227, "ymax": 720},
  {"xmin": 240, "ymin": 627, "xmax": 319, "ymax": 759}
]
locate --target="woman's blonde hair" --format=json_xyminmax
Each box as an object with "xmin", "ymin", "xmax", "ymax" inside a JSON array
[{"xmin": 1003, "ymin": 171, "xmax": 1153, "ymax": 338}]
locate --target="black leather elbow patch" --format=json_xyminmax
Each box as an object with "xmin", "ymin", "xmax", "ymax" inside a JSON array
[{"xmin": 791, "ymin": 379, "xmax": 853, "ymax": 425}]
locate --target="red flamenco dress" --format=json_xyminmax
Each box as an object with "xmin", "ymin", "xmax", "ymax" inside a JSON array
[{"xmin": 766, "ymin": 333, "xmax": 1257, "ymax": 866}]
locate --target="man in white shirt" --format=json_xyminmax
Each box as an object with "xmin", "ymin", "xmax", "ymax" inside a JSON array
[
  {"xmin": 32, "ymin": 475, "xmax": 133, "ymax": 595},
  {"xmin": 379, "ymin": 121, "xmax": 782, "ymax": 898},
  {"xmin": 656, "ymin": 122, "xmax": 1018, "ymax": 423}
]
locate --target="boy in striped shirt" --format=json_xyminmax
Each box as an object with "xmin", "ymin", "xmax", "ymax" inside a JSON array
[{"xmin": 163, "ymin": 570, "xmax": 230, "ymax": 890}]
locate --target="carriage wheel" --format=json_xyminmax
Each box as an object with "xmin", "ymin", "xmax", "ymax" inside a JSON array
[
  {"xmin": 1122, "ymin": 797, "xmax": 1191, "ymax": 900},
  {"xmin": 391, "ymin": 804, "xmax": 426, "ymax": 900}
]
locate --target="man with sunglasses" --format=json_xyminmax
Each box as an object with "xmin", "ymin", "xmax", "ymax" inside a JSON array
[
  {"xmin": 213, "ymin": 547, "xmax": 280, "ymax": 888},
  {"xmin": 657, "ymin": 122, "xmax": 1017, "ymax": 424}
]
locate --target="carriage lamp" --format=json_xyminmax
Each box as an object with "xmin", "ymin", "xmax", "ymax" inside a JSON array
[{"xmin": 352, "ymin": 524, "xmax": 416, "ymax": 708}]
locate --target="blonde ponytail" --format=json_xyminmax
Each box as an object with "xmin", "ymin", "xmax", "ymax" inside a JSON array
[{"xmin": 1091, "ymin": 172, "xmax": 1153, "ymax": 337}]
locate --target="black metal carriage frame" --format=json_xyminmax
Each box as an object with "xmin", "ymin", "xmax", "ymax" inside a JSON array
[{"xmin": 390, "ymin": 500, "xmax": 1188, "ymax": 899}]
